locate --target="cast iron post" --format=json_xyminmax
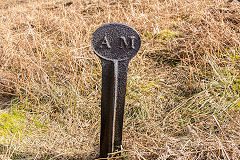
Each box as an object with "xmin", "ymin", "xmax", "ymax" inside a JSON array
[{"xmin": 91, "ymin": 23, "xmax": 141, "ymax": 158}]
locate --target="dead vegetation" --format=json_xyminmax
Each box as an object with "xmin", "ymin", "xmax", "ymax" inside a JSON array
[{"xmin": 0, "ymin": 0, "xmax": 239, "ymax": 159}]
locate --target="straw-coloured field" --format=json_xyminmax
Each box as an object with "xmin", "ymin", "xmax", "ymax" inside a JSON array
[{"xmin": 0, "ymin": 0, "xmax": 240, "ymax": 159}]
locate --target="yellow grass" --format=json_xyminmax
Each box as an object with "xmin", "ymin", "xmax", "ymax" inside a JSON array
[{"xmin": 0, "ymin": 0, "xmax": 239, "ymax": 159}]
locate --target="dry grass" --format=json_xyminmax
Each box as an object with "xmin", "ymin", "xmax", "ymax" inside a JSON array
[{"xmin": 0, "ymin": 0, "xmax": 239, "ymax": 159}]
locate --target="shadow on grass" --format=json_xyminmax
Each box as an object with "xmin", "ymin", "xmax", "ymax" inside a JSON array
[{"xmin": 0, "ymin": 95, "xmax": 13, "ymax": 110}]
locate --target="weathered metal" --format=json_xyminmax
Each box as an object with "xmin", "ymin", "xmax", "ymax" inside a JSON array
[{"xmin": 91, "ymin": 23, "xmax": 141, "ymax": 158}]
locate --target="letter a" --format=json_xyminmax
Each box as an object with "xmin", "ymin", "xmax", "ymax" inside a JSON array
[{"xmin": 100, "ymin": 36, "xmax": 111, "ymax": 48}]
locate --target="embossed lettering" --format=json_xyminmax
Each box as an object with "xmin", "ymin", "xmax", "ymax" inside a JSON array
[
  {"xmin": 119, "ymin": 36, "xmax": 136, "ymax": 49},
  {"xmin": 100, "ymin": 36, "xmax": 111, "ymax": 48},
  {"xmin": 129, "ymin": 36, "xmax": 136, "ymax": 49},
  {"xmin": 119, "ymin": 36, "xmax": 128, "ymax": 48}
]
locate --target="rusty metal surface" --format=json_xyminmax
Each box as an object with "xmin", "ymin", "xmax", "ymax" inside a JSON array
[{"xmin": 91, "ymin": 23, "xmax": 141, "ymax": 158}]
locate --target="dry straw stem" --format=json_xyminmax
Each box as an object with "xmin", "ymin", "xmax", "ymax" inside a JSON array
[{"xmin": 0, "ymin": 0, "xmax": 240, "ymax": 159}]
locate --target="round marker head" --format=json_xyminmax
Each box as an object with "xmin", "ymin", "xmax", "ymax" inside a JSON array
[{"xmin": 91, "ymin": 23, "xmax": 141, "ymax": 61}]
